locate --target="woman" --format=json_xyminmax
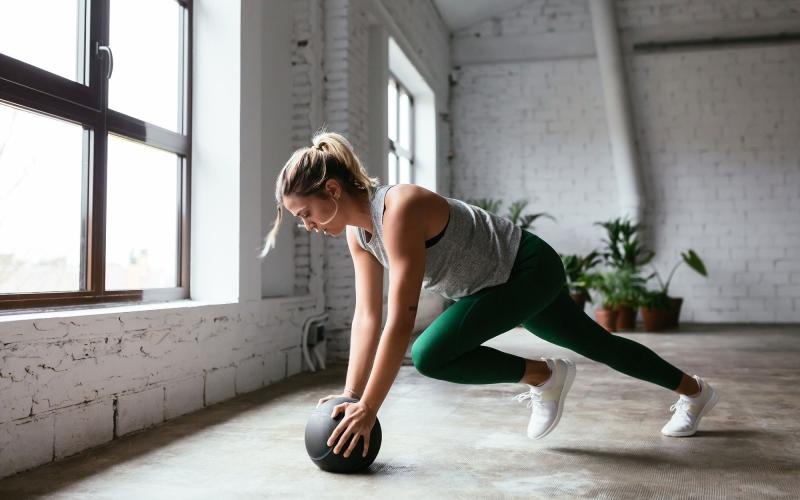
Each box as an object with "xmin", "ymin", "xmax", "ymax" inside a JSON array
[{"xmin": 261, "ymin": 131, "xmax": 719, "ymax": 460}]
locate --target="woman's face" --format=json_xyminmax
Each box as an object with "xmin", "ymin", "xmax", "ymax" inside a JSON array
[{"xmin": 283, "ymin": 192, "xmax": 344, "ymax": 237}]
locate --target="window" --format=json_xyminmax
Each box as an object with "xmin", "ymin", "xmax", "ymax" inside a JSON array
[
  {"xmin": 387, "ymin": 74, "xmax": 414, "ymax": 185},
  {"xmin": 0, "ymin": 0, "xmax": 192, "ymax": 313}
]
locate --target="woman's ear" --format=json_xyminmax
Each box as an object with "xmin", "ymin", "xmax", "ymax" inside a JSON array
[{"xmin": 325, "ymin": 179, "xmax": 341, "ymax": 200}]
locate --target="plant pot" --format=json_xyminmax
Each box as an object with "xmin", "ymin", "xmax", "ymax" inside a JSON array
[
  {"xmin": 569, "ymin": 291, "xmax": 588, "ymax": 311},
  {"xmin": 615, "ymin": 305, "xmax": 637, "ymax": 331},
  {"xmin": 641, "ymin": 307, "xmax": 670, "ymax": 332},
  {"xmin": 666, "ymin": 297, "xmax": 683, "ymax": 328},
  {"xmin": 594, "ymin": 308, "xmax": 618, "ymax": 333}
]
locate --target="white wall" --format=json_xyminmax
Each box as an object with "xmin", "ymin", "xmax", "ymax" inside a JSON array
[{"xmin": 450, "ymin": 0, "xmax": 800, "ymax": 322}]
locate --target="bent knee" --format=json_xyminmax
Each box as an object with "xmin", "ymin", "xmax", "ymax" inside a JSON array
[{"xmin": 410, "ymin": 339, "xmax": 442, "ymax": 377}]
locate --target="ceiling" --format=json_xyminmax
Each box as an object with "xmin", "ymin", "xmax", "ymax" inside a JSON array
[{"xmin": 432, "ymin": 0, "xmax": 532, "ymax": 31}]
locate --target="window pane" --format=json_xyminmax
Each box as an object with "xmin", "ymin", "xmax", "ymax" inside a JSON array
[
  {"xmin": 387, "ymin": 80, "xmax": 397, "ymax": 142},
  {"xmin": 0, "ymin": 0, "xmax": 81, "ymax": 82},
  {"xmin": 398, "ymin": 91, "xmax": 410, "ymax": 151},
  {"xmin": 399, "ymin": 156, "xmax": 411, "ymax": 184},
  {"xmin": 0, "ymin": 103, "xmax": 85, "ymax": 293},
  {"xmin": 106, "ymin": 135, "xmax": 179, "ymax": 290},
  {"xmin": 109, "ymin": 0, "xmax": 182, "ymax": 131},
  {"xmin": 388, "ymin": 153, "xmax": 397, "ymax": 185}
]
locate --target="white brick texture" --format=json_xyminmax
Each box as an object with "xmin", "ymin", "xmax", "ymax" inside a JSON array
[
  {"xmin": 115, "ymin": 386, "xmax": 164, "ymax": 438},
  {"xmin": 54, "ymin": 398, "xmax": 114, "ymax": 460},
  {"xmin": 0, "ymin": 296, "xmax": 318, "ymax": 478},
  {"xmin": 630, "ymin": 45, "xmax": 800, "ymax": 322},
  {"xmin": 450, "ymin": 0, "xmax": 800, "ymax": 322}
]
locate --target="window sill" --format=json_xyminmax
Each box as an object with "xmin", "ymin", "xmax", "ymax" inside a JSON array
[
  {"xmin": 0, "ymin": 299, "xmax": 232, "ymax": 324},
  {"xmin": 0, "ymin": 294, "xmax": 319, "ymax": 324}
]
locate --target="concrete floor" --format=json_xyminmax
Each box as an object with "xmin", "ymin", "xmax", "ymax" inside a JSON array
[{"xmin": 1, "ymin": 324, "xmax": 798, "ymax": 499}]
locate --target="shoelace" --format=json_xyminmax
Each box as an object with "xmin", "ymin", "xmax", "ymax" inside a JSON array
[
  {"xmin": 669, "ymin": 397, "xmax": 692, "ymax": 414},
  {"xmin": 512, "ymin": 390, "xmax": 544, "ymax": 409}
]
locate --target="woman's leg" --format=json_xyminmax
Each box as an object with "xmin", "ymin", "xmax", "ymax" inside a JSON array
[
  {"xmin": 522, "ymin": 288, "xmax": 685, "ymax": 391},
  {"xmin": 412, "ymin": 230, "xmax": 692, "ymax": 393}
]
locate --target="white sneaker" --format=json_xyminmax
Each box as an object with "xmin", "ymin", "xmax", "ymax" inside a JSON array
[
  {"xmin": 512, "ymin": 358, "xmax": 576, "ymax": 439},
  {"xmin": 661, "ymin": 375, "xmax": 719, "ymax": 437}
]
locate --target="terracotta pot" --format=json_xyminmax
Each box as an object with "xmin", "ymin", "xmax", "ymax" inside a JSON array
[
  {"xmin": 569, "ymin": 291, "xmax": 588, "ymax": 311},
  {"xmin": 666, "ymin": 297, "xmax": 683, "ymax": 328},
  {"xmin": 594, "ymin": 308, "xmax": 618, "ymax": 333},
  {"xmin": 641, "ymin": 307, "xmax": 670, "ymax": 332},
  {"xmin": 615, "ymin": 305, "xmax": 637, "ymax": 331}
]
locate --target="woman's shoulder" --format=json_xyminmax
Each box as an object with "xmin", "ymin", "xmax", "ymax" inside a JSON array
[
  {"xmin": 383, "ymin": 184, "xmax": 450, "ymax": 236},
  {"xmin": 384, "ymin": 183, "xmax": 442, "ymax": 207}
]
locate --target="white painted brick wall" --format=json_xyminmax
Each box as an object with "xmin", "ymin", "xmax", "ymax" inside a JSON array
[
  {"xmin": 116, "ymin": 386, "xmax": 164, "ymax": 437},
  {"xmin": 454, "ymin": 0, "xmax": 591, "ymax": 40},
  {"xmin": 451, "ymin": 59, "xmax": 618, "ymax": 255},
  {"xmin": 0, "ymin": 296, "xmax": 319, "ymax": 478},
  {"xmin": 616, "ymin": 0, "xmax": 800, "ymax": 28},
  {"xmin": 54, "ymin": 399, "xmax": 114, "ymax": 460},
  {"xmin": 451, "ymin": 0, "xmax": 800, "ymax": 322},
  {"xmin": 164, "ymin": 375, "xmax": 204, "ymax": 420},
  {"xmin": 291, "ymin": 0, "xmax": 325, "ymax": 295},
  {"xmin": 630, "ymin": 45, "xmax": 800, "ymax": 322},
  {"xmin": 205, "ymin": 366, "xmax": 236, "ymax": 406},
  {"xmin": 0, "ymin": 415, "xmax": 53, "ymax": 478}
]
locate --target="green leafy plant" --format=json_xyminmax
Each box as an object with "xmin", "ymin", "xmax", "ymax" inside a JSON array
[
  {"xmin": 506, "ymin": 200, "xmax": 556, "ymax": 230},
  {"xmin": 468, "ymin": 198, "xmax": 556, "ymax": 231},
  {"xmin": 648, "ymin": 250, "xmax": 708, "ymax": 297},
  {"xmin": 561, "ymin": 251, "xmax": 601, "ymax": 299},
  {"xmin": 584, "ymin": 268, "xmax": 647, "ymax": 310},
  {"xmin": 595, "ymin": 217, "xmax": 654, "ymax": 272}
]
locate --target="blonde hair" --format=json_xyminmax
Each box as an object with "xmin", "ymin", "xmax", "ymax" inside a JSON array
[{"xmin": 259, "ymin": 130, "xmax": 379, "ymax": 258}]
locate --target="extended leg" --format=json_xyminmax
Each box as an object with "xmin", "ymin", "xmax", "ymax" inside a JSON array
[{"xmin": 522, "ymin": 288, "xmax": 685, "ymax": 391}]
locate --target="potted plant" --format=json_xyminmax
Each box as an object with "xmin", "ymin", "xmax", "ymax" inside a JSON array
[
  {"xmin": 561, "ymin": 251, "xmax": 601, "ymax": 310},
  {"xmin": 584, "ymin": 270, "xmax": 628, "ymax": 332},
  {"xmin": 506, "ymin": 200, "xmax": 556, "ymax": 231},
  {"xmin": 639, "ymin": 289, "xmax": 672, "ymax": 332},
  {"xmin": 648, "ymin": 250, "xmax": 708, "ymax": 328},
  {"xmin": 595, "ymin": 217, "xmax": 655, "ymax": 330},
  {"xmin": 468, "ymin": 198, "xmax": 556, "ymax": 231},
  {"xmin": 614, "ymin": 269, "xmax": 648, "ymax": 330}
]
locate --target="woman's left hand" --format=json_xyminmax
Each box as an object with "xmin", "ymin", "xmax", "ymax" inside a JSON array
[{"xmin": 327, "ymin": 400, "xmax": 377, "ymax": 458}]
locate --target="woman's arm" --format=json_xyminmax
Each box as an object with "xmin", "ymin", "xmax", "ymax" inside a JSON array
[
  {"xmin": 358, "ymin": 200, "xmax": 425, "ymax": 411},
  {"xmin": 327, "ymin": 190, "xmax": 427, "ymax": 457},
  {"xmin": 342, "ymin": 226, "xmax": 384, "ymax": 398}
]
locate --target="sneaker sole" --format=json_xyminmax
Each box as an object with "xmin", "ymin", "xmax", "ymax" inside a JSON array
[
  {"xmin": 661, "ymin": 388, "xmax": 719, "ymax": 437},
  {"xmin": 531, "ymin": 359, "xmax": 576, "ymax": 440}
]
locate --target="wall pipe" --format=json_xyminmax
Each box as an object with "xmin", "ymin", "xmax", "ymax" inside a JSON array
[{"xmin": 589, "ymin": 0, "xmax": 644, "ymax": 223}]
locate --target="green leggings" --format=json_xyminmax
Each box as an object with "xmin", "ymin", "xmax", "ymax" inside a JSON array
[{"xmin": 411, "ymin": 230, "xmax": 684, "ymax": 391}]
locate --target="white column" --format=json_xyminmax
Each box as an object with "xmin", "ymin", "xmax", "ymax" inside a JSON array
[{"xmin": 589, "ymin": 0, "xmax": 643, "ymax": 223}]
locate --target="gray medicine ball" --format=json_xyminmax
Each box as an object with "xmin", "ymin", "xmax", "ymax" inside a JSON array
[{"xmin": 304, "ymin": 396, "xmax": 382, "ymax": 473}]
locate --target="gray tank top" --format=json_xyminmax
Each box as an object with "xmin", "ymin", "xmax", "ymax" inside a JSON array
[{"xmin": 356, "ymin": 185, "xmax": 522, "ymax": 300}]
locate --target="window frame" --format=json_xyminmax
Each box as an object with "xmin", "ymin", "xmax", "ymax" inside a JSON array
[
  {"xmin": 0, "ymin": 0, "xmax": 193, "ymax": 313},
  {"xmin": 388, "ymin": 73, "xmax": 414, "ymax": 185}
]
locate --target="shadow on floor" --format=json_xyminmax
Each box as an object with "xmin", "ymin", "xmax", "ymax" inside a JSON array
[{"xmin": 550, "ymin": 428, "xmax": 799, "ymax": 473}]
